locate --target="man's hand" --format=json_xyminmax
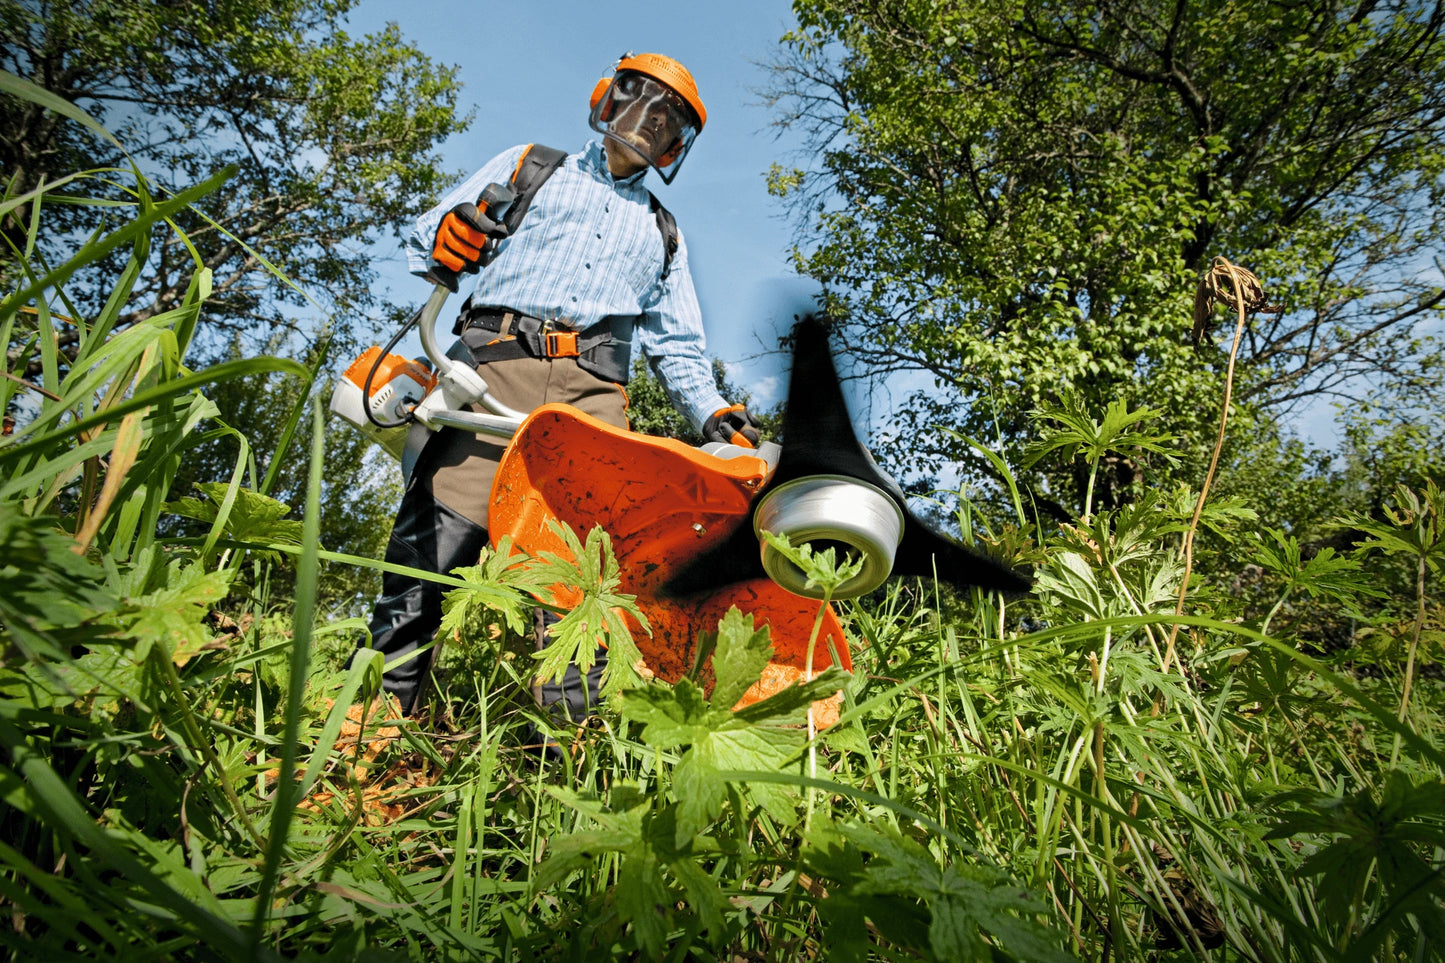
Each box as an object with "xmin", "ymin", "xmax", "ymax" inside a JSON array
[
  {"xmin": 428, "ymin": 202, "xmax": 509, "ymax": 292},
  {"xmin": 703, "ymin": 404, "xmax": 761, "ymax": 448}
]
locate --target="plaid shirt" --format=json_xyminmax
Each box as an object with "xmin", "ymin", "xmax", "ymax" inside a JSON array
[{"xmin": 406, "ymin": 140, "xmax": 728, "ymax": 430}]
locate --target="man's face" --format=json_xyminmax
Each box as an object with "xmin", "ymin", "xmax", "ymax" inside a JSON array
[
  {"xmin": 596, "ymin": 71, "xmax": 698, "ymax": 178},
  {"xmin": 609, "ymin": 73, "xmax": 687, "ymax": 159}
]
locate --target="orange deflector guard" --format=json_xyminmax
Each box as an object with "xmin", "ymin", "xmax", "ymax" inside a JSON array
[{"xmin": 489, "ymin": 404, "xmax": 850, "ymax": 727}]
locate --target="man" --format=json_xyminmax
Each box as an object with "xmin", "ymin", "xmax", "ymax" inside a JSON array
[{"xmin": 357, "ymin": 53, "xmax": 759, "ymax": 720}]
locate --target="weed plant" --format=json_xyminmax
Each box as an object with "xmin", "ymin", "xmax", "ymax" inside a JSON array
[{"xmin": 2, "ymin": 74, "xmax": 1442, "ymax": 962}]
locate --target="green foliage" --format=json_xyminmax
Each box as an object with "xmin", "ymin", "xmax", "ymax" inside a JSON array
[
  {"xmin": 1, "ymin": 0, "xmax": 471, "ymax": 360},
  {"xmin": 760, "ymin": 529, "xmax": 868, "ymax": 599},
  {"xmin": 166, "ymin": 482, "xmax": 305, "ymax": 564},
  {"xmin": 112, "ymin": 559, "xmax": 233, "ymax": 664},
  {"xmin": 1265, "ymin": 771, "xmax": 1445, "ymax": 957},
  {"xmin": 0, "ymin": 86, "xmax": 387, "ymax": 957},
  {"xmin": 803, "ymin": 820, "xmax": 1074, "ymax": 963},
  {"xmin": 168, "ymin": 341, "xmax": 402, "ymax": 612},
  {"xmin": 1339, "ymin": 480, "xmax": 1444, "ymax": 724},
  {"xmin": 1341, "ymin": 480, "xmax": 1445, "ymax": 579},
  {"xmin": 527, "ymin": 520, "xmax": 649, "ymax": 699},
  {"xmin": 1254, "ymin": 528, "xmax": 1383, "ymax": 633},
  {"xmin": 4, "ymin": 52, "xmax": 1444, "ymax": 963},
  {"xmin": 767, "ymin": 0, "xmax": 1445, "ymax": 518},
  {"xmin": 1025, "ymin": 393, "xmax": 1177, "ymax": 519},
  {"xmin": 623, "ymin": 609, "xmax": 849, "ymax": 831},
  {"xmin": 534, "ymin": 608, "xmax": 852, "ymax": 956},
  {"xmin": 1026, "ymin": 395, "xmax": 1174, "ymax": 472},
  {"xmin": 0, "ymin": 506, "xmax": 121, "ymax": 664},
  {"xmin": 436, "ymin": 535, "xmax": 542, "ymax": 644}
]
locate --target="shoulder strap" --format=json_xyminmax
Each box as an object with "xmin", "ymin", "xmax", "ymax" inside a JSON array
[
  {"xmin": 498, "ymin": 144, "xmax": 680, "ymax": 281},
  {"xmin": 501, "ymin": 144, "xmax": 568, "ymax": 232},
  {"xmin": 451, "ymin": 144, "xmax": 568, "ymax": 334},
  {"xmin": 649, "ymin": 192, "xmax": 679, "ymax": 282}
]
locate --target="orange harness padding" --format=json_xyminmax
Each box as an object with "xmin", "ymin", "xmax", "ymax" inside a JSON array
[{"xmin": 489, "ymin": 404, "xmax": 850, "ymax": 724}]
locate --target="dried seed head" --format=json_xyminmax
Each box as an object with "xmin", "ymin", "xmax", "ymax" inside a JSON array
[{"xmin": 1191, "ymin": 256, "xmax": 1282, "ymax": 345}]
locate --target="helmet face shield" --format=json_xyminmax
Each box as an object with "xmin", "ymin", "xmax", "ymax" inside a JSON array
[{"xmin": 589, "ymin": 70, "xmax": 701, "ymax": 183}]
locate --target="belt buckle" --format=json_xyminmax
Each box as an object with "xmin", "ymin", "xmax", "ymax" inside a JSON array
[{"xmin": 542, "ymin": 322, "xmax": 579, "ymax": 358}]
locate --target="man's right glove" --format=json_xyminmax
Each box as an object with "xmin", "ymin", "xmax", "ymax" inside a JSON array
[
  {"xmin": 702, "ymin": 403, "xmax": 761, "ymax": 448},
  {"xmin": 428, "ymin": 202, "xmax": 510, "ymax": 292}
]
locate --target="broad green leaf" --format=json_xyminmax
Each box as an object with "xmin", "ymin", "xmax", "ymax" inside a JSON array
[
  {"xmin": 1034, "ymin": 550, "xmax": 1108, "ymax": 619},
  {"xmin": 614, "ymin": 842, "xmax": 672, "ymax": 957},
  {"xmin": 707, "ymin": 606, "xmax": 775, "ymax": 710},
  {"xmin": 1339, "ymin": 480, "xmax": 1444, "ymax": 574},
  {"xmin": 616, "ymin": 677, "xmax": 716, "ymax": 749},
  {"xmin": 113, "ymin": 562, "xmax": 232, "ymax": 664},
  {"xmin": 1024, "ymin": 394, "xmax": 1173, "ymax": 469},
  {"xmin": 1254, "ymin": 527, "xmax": 1384, "ymax": 610},
  {"xmin": 167, "ymin": 483, "xmax": 303, "ymax": 561},
  {"xmin": 685, "ymin": 724, "xmax": 800, "ymax": 830},
  {"xmin": 0, "ymin": 507, "xmax": 122, "ymax": 664},
  {"xmin": 528, "ymin": 521, "xmax": 649, "ymax": 697},
  {"xmin": 437, "ymin": 536, "xmax": 540, "ymax": 642},
  {"xmin": 836, "ymin": 821, "xmax": 1072, "ymax": 963},
  {"xmin": 759, "ymin": 530, "xmax": 865, "ymax": 597}
]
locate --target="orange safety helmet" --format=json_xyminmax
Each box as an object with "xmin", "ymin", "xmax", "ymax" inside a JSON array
[{"xmin": 589, "ymin": 52, "xmax": 706, "ymax": 183}]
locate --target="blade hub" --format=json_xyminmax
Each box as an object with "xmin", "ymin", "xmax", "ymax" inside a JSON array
[{"xmin": 753, "ymin": 475, "xmax": 905, "ymax": 600}]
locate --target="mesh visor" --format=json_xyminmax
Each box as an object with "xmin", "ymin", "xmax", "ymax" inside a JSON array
[{"xmin": 589, "ymin": 70, "xmax": 701, "ymax": 183}]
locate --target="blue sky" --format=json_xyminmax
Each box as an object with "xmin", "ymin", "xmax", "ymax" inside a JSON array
[{"xmin": 347, "ymin": 0, "xmax": 814, "ymax": 407}]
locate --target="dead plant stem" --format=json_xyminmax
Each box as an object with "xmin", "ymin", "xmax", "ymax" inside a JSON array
[{"xmin": 1164, "ymin": 261, "xmax": 1252, "ymax": 677}]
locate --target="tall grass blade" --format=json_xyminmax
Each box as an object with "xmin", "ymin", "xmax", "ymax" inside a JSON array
[
  {"xmin": 249, "ymin": 398, "xmax": 325, "ymax": 946},
  {"xmin": 0, "ymin": 169, "xmax": 234, "ymax": 319},
  {"xmin": 0, "ymin": 69, "xmax": 125, "ymax": 154},
  {"xmin": 0, "ymin": 715, "xmax": 267, "ymax": 960}
]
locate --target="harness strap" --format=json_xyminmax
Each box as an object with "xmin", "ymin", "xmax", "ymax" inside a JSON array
[
  {"xmin": 650, "ymin": 195, "xmax": 679, "ymax": 282},
  {"xmin": 440, "ymin": 142, "xmax": 676, "ymax": 384},
  {"xmin": 501, "ymin": 145, "xmax": 568, "ymax": 234},
  {"xmin": 458, "ymin": 308, "xmax": 632, "ymax": 384},
  {"xmin": 493, "ymin": 143, "xmax": 679, "ymax": 280}
]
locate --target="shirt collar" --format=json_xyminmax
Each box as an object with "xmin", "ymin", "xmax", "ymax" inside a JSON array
[{"xmin": 582, "ymin": 139, "xmax": 649, "ymax": 188}]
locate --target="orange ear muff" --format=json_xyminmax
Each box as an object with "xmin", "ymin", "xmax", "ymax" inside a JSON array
[{"xmin": 589, "ymin": 77, "xmax": 612, "ymax": 113}]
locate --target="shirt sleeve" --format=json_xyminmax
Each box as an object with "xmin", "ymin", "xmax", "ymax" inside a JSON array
[
  {"xmin": 405, "ymin": 145, "xmax": 531, "ymax": 277},
  {"xmin": 633, "ymin": 229, "xmax": 730, "ymax": 431}
]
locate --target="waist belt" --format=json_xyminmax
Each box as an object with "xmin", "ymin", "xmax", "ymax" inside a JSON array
[{"xmin": 456, "ymin": 306, "xmax": 633, "ymax": 384}]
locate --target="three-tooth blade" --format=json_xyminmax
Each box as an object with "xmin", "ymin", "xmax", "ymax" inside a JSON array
[{"xmin": 663, "ymin": 314, "xmax": 1031, "ymax": 599}]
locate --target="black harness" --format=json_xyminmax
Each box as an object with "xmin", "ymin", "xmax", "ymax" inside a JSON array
[{"xmin": 454, "ymin": 144, "xmax": 679, "ymax": 384}]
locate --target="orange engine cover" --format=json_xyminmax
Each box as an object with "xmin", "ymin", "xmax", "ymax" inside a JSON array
[{"xmin": 489, "ymin": 405, "xmax": 850, "ymax": 724}]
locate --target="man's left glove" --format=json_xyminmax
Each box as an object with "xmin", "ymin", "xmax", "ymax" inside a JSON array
[
  {"xmin": 428, "ymin": 202, "xmax": 510, "ymax": 292},
  {"xmin": 703, "ymin": 404, "xmax": 761, "ymax": 448}
]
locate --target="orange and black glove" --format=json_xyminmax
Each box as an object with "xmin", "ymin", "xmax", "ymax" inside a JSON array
[
  {"xmin": 703, "ymin": 404, "xmax": 760, "ymax": 448},
  {"xmin": 428, "ymin": 202, "xmax": 509, "ymax": 292}
]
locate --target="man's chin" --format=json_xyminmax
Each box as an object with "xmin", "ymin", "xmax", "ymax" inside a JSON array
[{"xmin": 608, "ymin": 135, "xmax": 652, "ymax": 166}]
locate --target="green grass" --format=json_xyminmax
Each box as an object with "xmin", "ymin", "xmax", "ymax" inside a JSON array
[{"xmin": 2, "ymin": 73, "xmax": 1442, "ymax": 962}]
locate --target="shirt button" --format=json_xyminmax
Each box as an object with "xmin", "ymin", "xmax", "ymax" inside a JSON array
[
  {"xmin": 595, "ymin": 233, "xmax": 602, "ymax": 239},
  {"xmin": 585, "ymin": 262, "xmax": 591, "ymax": 269},
  {"xmin": 571, "ymin": 296, "xmax": 578, "ymax": 302}
]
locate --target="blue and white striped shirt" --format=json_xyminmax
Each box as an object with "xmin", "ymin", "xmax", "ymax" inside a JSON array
[{"xmin": 406, "ymin": 140, "xmax": 728, "ymax": 430}]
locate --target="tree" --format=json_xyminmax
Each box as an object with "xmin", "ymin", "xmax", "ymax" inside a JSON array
[
  {"xmin": 165, "ymin": 335, "xmax": 402, "ymax": 616},
  {"xmin": 765, "ymin": 0, "xmax": 1445, "ymax": 519},
  {"xmin": 625, "ymin": 355, "xmax": 780, "ymax": 444},
  {"xmin": 2, "ymin": 0, "xmax": 469, "ymax": 363}
]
